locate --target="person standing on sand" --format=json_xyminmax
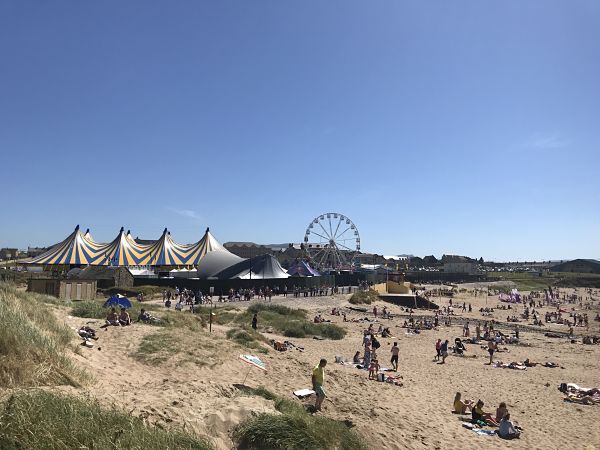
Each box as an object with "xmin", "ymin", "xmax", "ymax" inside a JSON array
[
  {"xmin": 435, "ymin": 338, "xmax": 442, "ymax": 361},
  {"xmin": 439, "ymin": 340, "xmax": 449, "ymax": 363},
  {"xmin": 390, "ymin": 342, "xmax": 399, "ymax": 371},
  {"xmin": 487, "ymin": 340, "xmax": 497, "ymax": 365},
  {"xmin": 312, "ymin": 358, "xmax": 327, "ymax": 411},
  {"xmin": 252, "ymin": 313, "xmax": 258, "ymax": 330}
]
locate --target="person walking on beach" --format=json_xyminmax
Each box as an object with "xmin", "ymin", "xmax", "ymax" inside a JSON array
[
  {"xmin": 487, "ymin": 340, "xmax": 497, "ymax": 365},
  {"xmin": 251, "ymin": 313, "xmax": 258, "ymax": 330},
  {"xmin": 390, "ymin": 342, "xmax": 399, "ymax": 371},
  {"xmin": 312, "ymin": 358, "xmax": 327, "ymax": 411},
  {"xmin": 435, "ymin": 338, "xmax": 442, "ymax": 361},
  {"xmin": 439, "ymin": 340, "xmax": 449, "ymax": 364}
]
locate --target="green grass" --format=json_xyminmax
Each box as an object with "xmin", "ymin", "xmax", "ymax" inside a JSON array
[
  {"xmin": 0, "ymin": 390, "xmax": 212, "ymax": 450},
  {"xmin": 225, "ymin": 328, "xmax": 268, "ymax": 353},
  {"xmin": 485, "ymin": 271, "xmax": 600, "ymax": 290},
  {"xmin": 235, "ymin": 387, "xmax": 366, "ymax": 450},
  {"xmin": 235, "ymin": 304, "xmax": 346, "ymax": 340},
  {"xmin": 348, "ymin": 289, "xmax": 379, "ymax": 305},
  {"xmin": 0, "ymin": 282, "xmax": 88, "ymax": 387},
  {"xmin": 71, "ymin": 299, "xmax": 205, "ymax": 330}
]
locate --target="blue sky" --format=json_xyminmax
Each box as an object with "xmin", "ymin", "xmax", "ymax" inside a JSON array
[{"xmin": 1, "ymin": 1, "xmax": 598, "ymax": 261}]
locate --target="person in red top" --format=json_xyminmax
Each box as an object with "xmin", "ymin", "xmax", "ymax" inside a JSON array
[{"xmin": 435, "ymin": 339, "xmax": 442, "ymax": 361}]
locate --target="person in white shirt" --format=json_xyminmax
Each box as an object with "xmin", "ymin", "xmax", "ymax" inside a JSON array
[{"xmin": 498, "ymin": 413, "xmax": 520, "ymax": 439}]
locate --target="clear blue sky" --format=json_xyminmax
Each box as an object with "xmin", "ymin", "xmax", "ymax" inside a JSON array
[{"xmin": 1, "ymin": 1, "xmax": 598, "ymax": 261}]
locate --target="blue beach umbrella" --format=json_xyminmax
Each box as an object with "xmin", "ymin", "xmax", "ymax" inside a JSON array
[{"xmin": 103, "ymin": 295, "xmax": 132, "ymax": 309}]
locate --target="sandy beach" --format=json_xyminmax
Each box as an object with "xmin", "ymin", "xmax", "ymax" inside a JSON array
[{"xmin": 53, "ymin": 285, "xmax": 600, "ymax": 450}]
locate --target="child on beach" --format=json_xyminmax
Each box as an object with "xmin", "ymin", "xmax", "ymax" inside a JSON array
[
  {"xmin": 435, "ymin": 338, "xmax": 442, "ymax": 361},
  {"xmin": 368, "ymin": 359, "xmax": 380, "ymax": 380}
]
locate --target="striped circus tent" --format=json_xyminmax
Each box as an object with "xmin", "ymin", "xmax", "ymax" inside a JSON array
[
  {"xmin": 141, "ymin": 229, "xmax": 194, "ymax": 267},
  {"xmin": 184, "ymin": 228, "xmax": 230, "ymax": 266},
  {"xmin": 96, "ymin": 228, "xmax": 154, "ymax": 266},
  {"xmin": 24, "ymin": 226, "xmax": 233, "ymax": 268},
  {"xmin": 25, "ymin": 225, "xmax": 108, "ymax": 266}
]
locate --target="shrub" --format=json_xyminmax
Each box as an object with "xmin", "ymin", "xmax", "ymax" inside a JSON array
[
  {"xmin": 235, "ymin": 387, "xmax": 366, "ymax": 450},
  {"xmin": 71, "ymin": 300, "xmax": 106, "ymax": 319},
  {"xmin": 348, "ymin": 289, "xmax": 379, "ymax": 305},
  {"xmin": 235, "ymin": 304, "xmax": 346, "ymax": 340},
  {"xmin": 0, "ymin": 282, "xmax": 87, "ymax": 387},
  {"xmin": 0, "ymin": 390, "xmax": 212, "ymax": 450}
]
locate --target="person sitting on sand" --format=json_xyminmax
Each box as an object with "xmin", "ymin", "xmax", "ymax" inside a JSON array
[
  {"xmin": 381, "ymin": 327, "xmax": 391, "ymax": 338},
  {"xmin": 353, "ymin": 351, "xmax": 361, "ymax": 364},
  {"xmin": 368, "ymin": 359, "xmax": 380, "ymax": 380},
  {"xmin": 496, "ymin": 402, "xmax": 508, "ymax": 422},
  {"xmin": 137, "ymin": 308, "xmax": 152, "ymax": 323},
  {"xmin": 118, "ymin": 307, "xmax": 131, "ymax": 326},
  {"xmin": 453, "ymin": 392, "xmax": 473, "ymax": 414},
  {"xmin": 498, "ymin": 413, "xmax": 520, "ymax": 439},
  {"xmin": 472, "ymin": 400, "xmax": 499, "ymax": 426},
  {"xmin": 101, "ymin": 307, "xmax": 120, "ymax": 328}
]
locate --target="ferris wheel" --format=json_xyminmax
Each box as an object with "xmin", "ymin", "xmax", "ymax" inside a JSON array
[{"xmin": 303, "ymin": 213, "xmax": 360, "ymax": 270}]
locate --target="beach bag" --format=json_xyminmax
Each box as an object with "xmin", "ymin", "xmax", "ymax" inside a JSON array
[{"xmin": 377, "ymin": 373, "xmax": 385, "ymax": 382}]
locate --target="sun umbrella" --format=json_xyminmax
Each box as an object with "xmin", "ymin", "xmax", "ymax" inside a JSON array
[
  {"xmin": 103, "ymin": 295, "xmax": 132, "ymax": 309},
  {"xmin": 239, "ymin": 354, "xmax": 266, "ymax": 385}
]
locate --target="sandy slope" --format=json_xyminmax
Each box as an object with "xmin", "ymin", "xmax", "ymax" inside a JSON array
[{"xmin": 60, "ymin": 286, "xmax": 600, "ymax": 450}]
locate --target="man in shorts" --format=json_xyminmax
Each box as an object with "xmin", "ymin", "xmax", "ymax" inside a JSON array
[
  {"xmin": 390, "ymin": 342, "xmax": 400, "ymax": 371},
  {"xmin": 312, "ymin": 358, "xmax": 327, "ymax": 411}
]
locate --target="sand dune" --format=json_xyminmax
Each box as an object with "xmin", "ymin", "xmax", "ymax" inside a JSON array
[{"xmin": 61, "ymin": 286, "xmax": 600, "ymax": 449}]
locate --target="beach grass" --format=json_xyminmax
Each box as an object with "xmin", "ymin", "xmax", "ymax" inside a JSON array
[
  {"xmin": 0, "ymin": 282, "xmax": 88, "ymax": 387},
  {"xmin": 485, "ymin": 271, "xmax": 600, "ymax": 290},
  {"xmin": 237, "ymin": 304, "xmax": 346, "ymax": 340},
  {"xmin": 226, "ymin": 328, "xmax": 269, "ymax": 353},
  {"xmin": 235, "ymin": 386, "xmax": 366, "ymax": 450},
  {"xmin": 348, "ymin": 289, "xmax": 379, "ymax": 305},
  {"xmin": 71, "ymin": 299, "xmax": 205, "ymax": 330},
  {"xmin": 0, "ymin": 390, "xmax": 212, "ymax": 450}
]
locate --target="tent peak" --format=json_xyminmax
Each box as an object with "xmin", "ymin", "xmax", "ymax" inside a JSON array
[
  {"xmin": 206, "ymin": 227, "xmax": 210, "ymax": 233},
  {"xmin": 75, "ymin": 224, "xmax": 80, "ymax": 231},
  {"xmin": 119, "ymin": 226, "xmax": 124, "ymax": 233}
]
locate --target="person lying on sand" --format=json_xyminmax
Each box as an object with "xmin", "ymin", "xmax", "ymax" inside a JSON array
[
  {"xmin": 453, "ymin": 392, "xmax": 472, "ymax": 414},
  {"xmin": 472, "ymin": 400, "xmax": 499, "ymax": 426},
  {"xmin": 100, "ymin": 308, "xmax": 120, "ymax": 328}
]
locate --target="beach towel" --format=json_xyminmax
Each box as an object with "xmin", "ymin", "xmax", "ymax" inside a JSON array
[
  {"xmin": 472, "ymin": 428, "xmax": 497, "ymax": 437},
  {"xmin": 293, "ymin": 389, "xmax": 315, "ymax": 399}
]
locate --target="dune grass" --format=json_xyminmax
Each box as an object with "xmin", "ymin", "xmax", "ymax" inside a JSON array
[
  {"xmin": 71, "ymin": 299, "xmax": 205, "ymax": 330},
  {"xmin": 0, "ymin": 282, "xmax": 88, "ymax": 387},
  {"xmin": 348, "ymin": 289, "xmax": 379, "ymax": 305},
  {"xmin": 235, "ymin": 387, "xmax": 366, "ymax": 450},
  {"xmin": 0, "ymin": 390, "xmax": 212, "ymax": 450},
  {"xmin": 133, "ymin": 329, "xmax": 217, "ymax": 367},
  {"xmin": 235, "ymin": 304, "xmax": 346, "ymax": 340},
  {"xmin": 225, "ymin": 328, "xmax": 269, "ymax": 353}
]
